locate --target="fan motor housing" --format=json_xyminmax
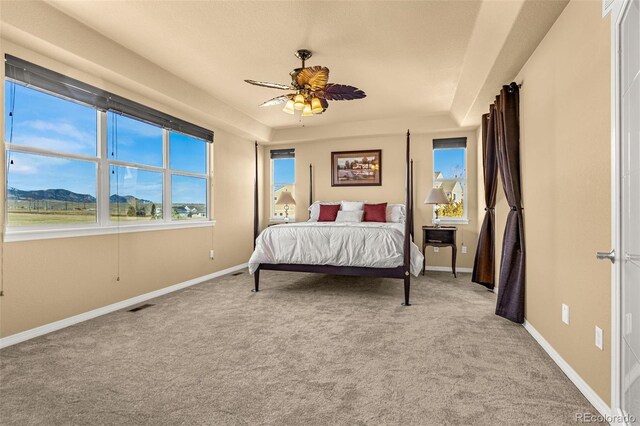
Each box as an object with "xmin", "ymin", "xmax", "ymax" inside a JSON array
[{"xmin": 294, "ymin": 49, "xmax": 312, "ymax": 61}]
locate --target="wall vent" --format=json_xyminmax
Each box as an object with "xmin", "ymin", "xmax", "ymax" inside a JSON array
[{"xmin": 128, "ymin": 303, "xmax": 154, "ymax": 312}]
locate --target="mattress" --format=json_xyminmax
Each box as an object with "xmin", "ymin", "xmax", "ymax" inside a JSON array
[{"xmin": 248, "ymin": 221, "xmax": 424, "ymax": 276}]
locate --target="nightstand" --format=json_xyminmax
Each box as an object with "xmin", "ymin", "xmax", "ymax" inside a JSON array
[{"xmin": 422, "ymin": 226, "xmax": 457, "ymax": 277}]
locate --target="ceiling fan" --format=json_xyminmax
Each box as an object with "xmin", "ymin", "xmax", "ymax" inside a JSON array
[{"xmin": 245, "ymin": 49, "xmax": 366, "ymax": 117}]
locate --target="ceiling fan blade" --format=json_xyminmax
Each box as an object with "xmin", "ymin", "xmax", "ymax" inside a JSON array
[
  {"xmin": 259, "ymin": 95, "xmax": 292, "ymax": 107},
  {"xmin": 318, "ymin": 83, "xmax": 366, "ymax": 101},
  {"xmin": 296, "ymin": 66, "xmax": 330, "ymax": 91},
  {"xmin": 244, "ymin": 79, "xmax": 294, "ymax": 90}
]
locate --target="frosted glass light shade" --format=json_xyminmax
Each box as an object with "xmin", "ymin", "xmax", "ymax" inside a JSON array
[
  {"xmin": 294, "ymin": 94, "xmax": 305, "ymax": 110},
  {"xmin": 282, "ymin": 99, "xmax": 295, "ymax": 114},
  {"xmin": 311, "ymin": 97, "xmax": 323, "ymax": 114},
  {"xmin": 275, "ymin": 191, "xmax": 296, "ymax": 205},
  {"xmin": 302, "ymin": 102, "xmax": 313, "ymax": 117},
  {"xmin": 424, "ymin": 187, "xmax": 450, "ymax": 204}
]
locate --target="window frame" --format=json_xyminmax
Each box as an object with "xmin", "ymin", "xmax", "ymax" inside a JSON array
[
  {"xmin": 432, "ymin": 144, "xmax": 468, "ymax": 225},
  {"xmin": 4, "ymin": 82, "xmax": 214, "ymax": 242},
  {"xmin": 270, "ymin": 157, "xmax": 295, "ymax": 221}
]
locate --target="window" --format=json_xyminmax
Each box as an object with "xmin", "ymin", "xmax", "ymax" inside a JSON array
[
  {"xmin": 270, "ymin": 149, "xmax": 295, "ymax": 220},
  {"xmin": 5, "ymin": 83, "xmax": 99, "ymax": 228},
  {"xmin": 433, "ymin": 137, "xmax": 467, "ymax": 222},
  {"xmin": 4, "ymin": 55, "xmax": 213, "ymax": 238},
  {"xmin": 6, "ymin": 151, "xmax": 98, "ymax": 227}
]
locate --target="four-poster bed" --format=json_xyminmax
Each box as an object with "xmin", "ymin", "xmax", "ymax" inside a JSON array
[{"xmin": 250, "ymin": 130, "xmax": 418, "ymax": 306}]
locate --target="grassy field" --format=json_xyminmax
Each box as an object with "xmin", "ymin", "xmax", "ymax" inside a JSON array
[
  {"xmin": 7, "ymin": 202, "xmax": 206, "ymax": 226},
  {"xmin": 7, "ymin": 211, "xmax": 96, "ymax": 227}
]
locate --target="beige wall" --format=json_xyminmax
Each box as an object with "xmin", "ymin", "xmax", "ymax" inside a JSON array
[
  {"xmin": 263, "ymin": 130, "xmax": 479, "ymax": 270},
  {"xmin": 485, "ymin": 0, "xmax": 611, "ymax": 403},
  {"xmin": 0, "ymin": 5, "xmax": 258, "ymax": 337}
]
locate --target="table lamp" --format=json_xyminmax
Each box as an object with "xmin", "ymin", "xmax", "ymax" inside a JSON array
[
  {"xmin": 424, "ymin": 187, "xmax": 450, "ymax": 227},
  {"xmin": 275, "ymin": 191, "xmax": 296, "ymax": 222}
]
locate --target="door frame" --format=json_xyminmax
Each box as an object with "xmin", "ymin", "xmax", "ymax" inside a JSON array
[{"xmin": 609, "ymin": 0, "xmax": 629, "ymax": 419}]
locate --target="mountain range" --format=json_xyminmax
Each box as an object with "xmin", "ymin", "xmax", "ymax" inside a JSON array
[{"xmin": 7, "ymin": 187, "xmax": 153, "ymax": 204}]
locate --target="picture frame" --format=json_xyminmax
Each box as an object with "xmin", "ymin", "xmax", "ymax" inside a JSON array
[{"xmin": 331, "ymin": 149, "xmax": 382, "ymax": 187}]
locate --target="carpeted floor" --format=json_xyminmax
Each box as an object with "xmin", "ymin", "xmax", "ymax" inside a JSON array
[{"xmin": 0, "ymin": 270, "xmax": 601, "ymax": 425}]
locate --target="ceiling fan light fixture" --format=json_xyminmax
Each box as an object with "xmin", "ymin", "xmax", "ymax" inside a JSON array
[
  {"xmin": 311, "ymin": 97, "xmax": 323, "ymax": 114},
  {"xmin": 302, "ymin": 102, "xmax": 313, "ymax": 117},
  {"xmin": 245, "ymin": 49, "xmax": 366, "ymax": 118},
  {"xmin": 282, "ymin": 99, "xmax": 295, "ymax": 114},
  {"xmin": 294, "ymin": 94, "xmax": 305, "ymax": 110}
]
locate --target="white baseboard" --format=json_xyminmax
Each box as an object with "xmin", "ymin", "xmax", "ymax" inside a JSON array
[
  {"xmin": 0, "ymin": 263, "xmax": 248, "ymax": 349},
  {"xmin": 523, "ymin": 320, "xmax": 612, "ymax": 421},
  {"xmin": 425, "ymin": 266, "xmax": 473, "ymax": 273}
]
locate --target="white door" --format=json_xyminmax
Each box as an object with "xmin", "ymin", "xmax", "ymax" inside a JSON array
[{"xmin": 620, "ymin": 0, "xmax": 640, "ymax": 420}]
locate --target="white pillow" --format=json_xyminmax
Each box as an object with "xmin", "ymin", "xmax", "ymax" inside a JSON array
[
  {"xmin": 341, "ymin": 201, "xmax": 366, "ymax": 211},
  {"xmin": 308, "ymin": 201, "xmax": 341, "ymax": 222},
  {"xmin": 386, "ymin": 204, "xmax": 406, "ymax": 223},
  {"xmin": 335, "ymin": 210, "xmax": 364, "ymax": 223}
]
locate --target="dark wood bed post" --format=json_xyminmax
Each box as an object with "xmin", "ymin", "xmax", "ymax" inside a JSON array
[
  {"xmin": 252, "ymin": 141, "xmax": 260, "ymax": 292},
  {"xmin": 309, "ymin": 164, "xmax": 313, "ymax": 218},
  {"xmin": 410, "ymin": 158, "xmax": 414, "ymax": 241},
  {"xmin": 402, "ymin": 130, "xmax": 412, "ymax": 306}
]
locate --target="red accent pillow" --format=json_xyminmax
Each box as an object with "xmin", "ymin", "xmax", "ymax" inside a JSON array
[
  {"xmin": 318, "ymin": 204, "xmax": 341, "ymax": 222},
  {"xmin": 363, "ymin": 203, "xmax": 387, "ymax": 222}
]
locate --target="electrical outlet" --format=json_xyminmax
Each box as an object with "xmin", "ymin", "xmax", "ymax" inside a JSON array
[
  {"xmin": 462, "ymin": 245, "xmax": 467, "ymax": 254},
  {"xmin": 209, "ymin": 250, "xmax": 215, "ymax": 260},
  {"xmin": 562, "ymin": 304, "xmax": 570, "ymax": 325},
  {"xmin": 595, "ymin": 326, "xmax": 604, "ymax": 350},
  {"xmin": 433, "ymin": 247, "xmax": 439, "ymax": 253}
]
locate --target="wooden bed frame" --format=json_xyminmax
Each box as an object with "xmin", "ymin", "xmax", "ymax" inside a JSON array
[{"xmin": 252, "ymin": 131, "xmax": 415, "ymax": 305}]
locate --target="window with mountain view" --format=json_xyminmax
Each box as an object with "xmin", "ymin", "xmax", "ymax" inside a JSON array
[
  {"xmin": 110, "ymin": 166, "xmax": 163, "ymax": 221},
  {"xmin": 5, "ymin": 82, "xmax": 99, "ymax": 227},
  {"xmin": 4, "ymin": 74, "xmax": 211, "ymax": 233},
  {"xmin": 433, "ymin": 138, "xmax": 467, "ymax": 221},
  {"xmin": 6, "ymin": 152, "xmax": 98, "ymax": 227}
]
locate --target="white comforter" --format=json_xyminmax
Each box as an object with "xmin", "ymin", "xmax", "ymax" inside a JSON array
[{"xmin": 249, "ymin": 222, "xmax": 424, "ymax": 276}]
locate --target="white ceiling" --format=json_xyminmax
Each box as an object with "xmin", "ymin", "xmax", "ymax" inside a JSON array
[{"xmin": 44, "ymin": 0, "xmax": 567, "ymax": 137}]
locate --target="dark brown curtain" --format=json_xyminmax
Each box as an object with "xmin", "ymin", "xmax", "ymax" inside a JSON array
[
  {"xmin": 472, "ymin": 105, "xmax": 498, "ymax": 289},
  {"xmin": 495, "ymin": 82, "xmax": 525, "ymax": 323}
]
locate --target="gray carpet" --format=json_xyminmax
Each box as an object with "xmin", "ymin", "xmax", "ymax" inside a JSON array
[{"xmin": 0, "ymin": 270, "xmax": 601, "ymax": 425}]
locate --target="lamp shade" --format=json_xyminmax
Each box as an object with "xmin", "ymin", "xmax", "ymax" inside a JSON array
[
  {"xmin": 311, "ymin": 97, "xmax": 323, "ymax": 114},
  {"xmin": 294, "ymin": 94, "xmax": 305, "ymax": 110},
  {"xmin": 424, "ymin": 187, "xmax": 450, "ymax": 204},
  {"xmin": 282, "ymin": 99, "xmax": 295, "ymax": 114},
  {"xmin": 275, "ymin": 191, "xmax": 296, "ymax": 206},
  {"xmin": 302, "ymin": 102, "xmax": 313, "ymax": 117}
]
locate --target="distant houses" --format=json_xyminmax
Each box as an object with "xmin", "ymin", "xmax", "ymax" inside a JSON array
[
  {"xmin": 434, "ymin": 171, "xmax": 463, "ymax": 202},
  {"xmin": 173, "ymin": 205, "xmax": 203, "ymax": 218}
]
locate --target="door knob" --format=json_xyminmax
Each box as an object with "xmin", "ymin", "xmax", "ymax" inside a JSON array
[{"xmin": 596, "ymin": 249, "xmax": 616, "ymax": 263}]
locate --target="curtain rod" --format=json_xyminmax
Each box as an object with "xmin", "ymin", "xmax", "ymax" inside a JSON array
[{"xmin": 507, "ymin": 81, "xmax": 522, "ymax": 93}]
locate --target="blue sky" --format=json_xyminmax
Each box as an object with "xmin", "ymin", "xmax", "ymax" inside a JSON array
[
  {"xmin": 273, "ymin": 158, "xmax": 295, "ymax": 184},
  {"xmin": 434, "ymin": 148, "xmax": 465, "ymax": 179},
  {"xmin": 5, "ymin": 81, "xmax": 207, "ymax": 204}
]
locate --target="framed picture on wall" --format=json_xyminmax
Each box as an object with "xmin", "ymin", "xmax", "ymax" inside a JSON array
[{"xmin": 331, "ymin": 149, "xmax": 382, "ymax": 187}]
